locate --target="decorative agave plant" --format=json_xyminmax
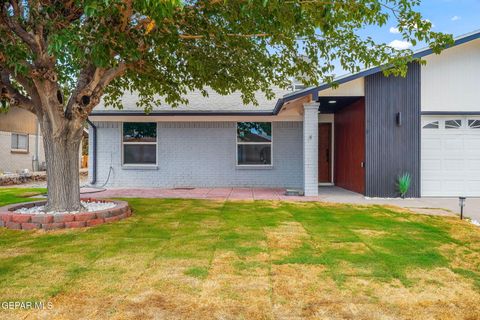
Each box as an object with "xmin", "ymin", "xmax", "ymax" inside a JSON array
[{"xmin": 397, "ymin": 173, "xmax": 412, "ymax": 199}]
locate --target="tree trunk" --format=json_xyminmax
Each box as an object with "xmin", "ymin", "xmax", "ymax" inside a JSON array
[{"xmin": 40, "ymin": 118, "xmax": 84, "ymax": 212}]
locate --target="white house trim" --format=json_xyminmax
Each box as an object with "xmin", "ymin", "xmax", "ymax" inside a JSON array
[{"xmin": 303, "ymin": 102, "xmax": 320, "ymax": 196}]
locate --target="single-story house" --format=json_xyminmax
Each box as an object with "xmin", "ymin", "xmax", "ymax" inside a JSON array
[
  {"xmin": 88, "ymin": 30, "xmax": 480, "ymax": 198},
  {"xmin": 0, "ymin": 107, "xmax": 45, "ymax": 173}
]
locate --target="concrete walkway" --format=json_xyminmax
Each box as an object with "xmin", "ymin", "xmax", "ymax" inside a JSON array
[
  {"xmin": 81, "ymin": 186, "xmax": 480, "ymax": 221},
  {"xmin": 317, "ymin": 187, "xmax": 480, "ymax": 220}
]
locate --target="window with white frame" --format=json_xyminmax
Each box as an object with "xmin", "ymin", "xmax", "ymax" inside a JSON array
[
  {"xmin": 236, "ymin": 122, "xmax": 272, "ymax": 166},
  {"xmin": 11, "ymin": 133, "xmax": 29, "ymax": 152},
  {"xmin": 122, "ymin": 123, "xmax": 157, "ymax": 165}
]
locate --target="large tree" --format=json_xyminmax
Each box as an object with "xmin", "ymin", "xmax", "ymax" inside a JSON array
[{"xmin": 0, "ymin": 0, "xmax": 452, "ymax": 211}]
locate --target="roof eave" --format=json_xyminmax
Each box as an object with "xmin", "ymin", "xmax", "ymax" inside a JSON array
[
  {"xmin": 89, "ymin": 110, "xmax": 276, "ymax": 116},
  {"xmin": 90, "ymin": 29, "xmax": 480, "ymax": 118},
  {"xmin": 273, "ymin": 29, "xmax": 480, "ymax": 115}
]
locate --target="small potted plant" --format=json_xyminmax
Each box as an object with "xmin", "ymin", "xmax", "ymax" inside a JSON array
[{"xmin": 397, "ymin": 173, "xmax": 411, "ymax": 199}]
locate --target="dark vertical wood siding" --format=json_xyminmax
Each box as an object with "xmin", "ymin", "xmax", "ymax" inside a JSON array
[
  {"xmin": 334, "ymin": 98, "xmax": 365, "ymax": 194},
  {"xmin": 365, "ymin": 63, "xmax": 421, "ymax": 197}
]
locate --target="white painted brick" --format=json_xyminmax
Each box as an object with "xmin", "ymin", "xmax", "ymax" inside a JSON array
[
  {"xmin": 303, "ymin": 103, "xmax": 319, "ymax": 196},
  {"xmin": 90, "ymin": 121, "xmax": 303, "ymax": 189}
]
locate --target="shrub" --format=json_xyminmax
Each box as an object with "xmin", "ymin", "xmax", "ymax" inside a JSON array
[{"xmin": 397, "ymin": 173, "xmax": 411, "ymax": 198}]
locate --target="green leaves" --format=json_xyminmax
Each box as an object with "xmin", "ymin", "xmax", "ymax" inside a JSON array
[
  {"xmin": 0, "ymin": 99, "xmax": 8, "ymax": 111},
  {"xmin": 397, "ymin": 173, "xmax": 412, "ymax": 198},
  {"xmin": 0, "ymin": 0, "xmax": 454, "ymax": 112},
  {"xmin": 83, "ymin": 1, "xmax": 99, "ymax": 17}
]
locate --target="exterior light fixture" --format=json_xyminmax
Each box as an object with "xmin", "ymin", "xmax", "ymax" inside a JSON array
[
  {"xmin": 328, "ymin": 100, "xmax": 336, "ymax": 104},
  {"xmin": 459, "ymin": 197, "xmax": 466, "ymax": 219},
  {"xmin": 396, "ymin": 112, "xmax": 402, "ymax": 126}
]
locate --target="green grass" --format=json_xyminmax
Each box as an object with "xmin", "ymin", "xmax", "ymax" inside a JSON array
[
  {"xmin": 0, "ymin": 189, "xmax": 479, "ymax": 318},
  {"xmin": 0, "ymin": 188, "xmax": 46, "ymax": 207},
  {"xmin": 275, "ymin": 204, "xmax": 455, "ymax": 285},
  {"xmin": 184, "ymin": 266, "xmax": 209, "ymax": 279}
]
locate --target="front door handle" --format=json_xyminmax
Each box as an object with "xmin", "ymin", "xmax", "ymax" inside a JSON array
[{"xmin": 326, "ymin": 149, "xmax": 329, "ymax": 162}]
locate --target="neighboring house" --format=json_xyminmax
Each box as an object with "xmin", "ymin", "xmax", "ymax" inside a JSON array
[
  {"xmin": 0, "ymin": 107, "xmax": 45, "ymax": 173},
  {"xmin": 88, "ymin": 30, "xmax": 480, "ymax": 198}
]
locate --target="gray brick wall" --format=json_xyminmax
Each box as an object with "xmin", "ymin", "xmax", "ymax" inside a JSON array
[{"xmin": 89, "ymin": 121, "xmax": 303, "ymax": 188}]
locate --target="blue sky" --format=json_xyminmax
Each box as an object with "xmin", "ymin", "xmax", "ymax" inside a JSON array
[
  {"xmin": 328, "ymin": 0, "xmax": 480, "ymax": 75},
  {"xmin": 415, "ymin": 0, "xmax": 480, "ymax": 36},
  {"xmin": 377, "ymin": 0, "xmax": 480, "ymax": 50}
]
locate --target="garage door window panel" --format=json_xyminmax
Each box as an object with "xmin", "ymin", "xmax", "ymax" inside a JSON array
[
  {"xmin": 468, "ymin": 120, "xmax": 480, "ymax": 129},
  {"xmin": 423, "ymin": 121, "xmax": 439, "ymax": 129},
  {"xmin": 445, "ymin": 119, "xmax": 462, "ymax": 129}
]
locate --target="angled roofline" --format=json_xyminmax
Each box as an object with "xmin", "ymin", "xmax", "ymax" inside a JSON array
[
  {"xmin": 90, "ymin": 29, "xmax": 480, "ymax": 117},
  {"xmin": 273, "ymin": 29, "xmax": 480, "ymax": 115},
  {"xmin": 89, "ymin": 110, "xmax": 275, "ymax": 116},
  {"xmin": 412, "ymin": 29, "xmax": 480, "ymax": 59}
]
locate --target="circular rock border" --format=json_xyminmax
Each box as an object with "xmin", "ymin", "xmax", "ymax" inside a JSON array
[{"xmin": 0, "ymin": 198, "xmax": 132, "ymax": 230}]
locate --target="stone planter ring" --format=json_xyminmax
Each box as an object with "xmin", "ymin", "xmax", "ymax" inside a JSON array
[{"xmin": 0, "ymin": 198, "xmax": 132, "ymax": 230}]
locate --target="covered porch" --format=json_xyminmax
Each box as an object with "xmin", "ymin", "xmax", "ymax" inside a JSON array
[
  {"xmin": 316, "ymin": 95, "xmax": 365, "ymax": 194},
  {"xmin": 277, "ymin": 83, "xmax": 366, "ymax": 197},
  {"xmin": 291, "ymin": 94, "xmax": 365, "ymax": 196}
]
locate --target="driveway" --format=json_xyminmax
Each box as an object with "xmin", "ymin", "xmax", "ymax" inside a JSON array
[{"xmin": 317, "ymin": 186, "xmax": 480, "ymax": 221}]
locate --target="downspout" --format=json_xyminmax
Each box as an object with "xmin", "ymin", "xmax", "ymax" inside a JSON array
[
  {"xmin": 86, "ymin": 118, "xmax": 97, "ymax": 185},
  {"xmin": 32, "ymin": 119, "xmax": 39, "ymax": 172}
]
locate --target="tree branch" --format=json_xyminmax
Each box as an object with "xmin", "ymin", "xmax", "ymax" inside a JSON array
[
  {"xmin": 179, "ymin": 33, "xmax": 272, "ymax": 40},
  {"xmin": 119, "ymin": 0, "xmax": 133, "ymax": 31},
  {"xmin": 83, "ymin": 62, "xmax": 127, "ymax": 115},
  {"xmin": 0, "ymin": 2, "xmax": 41, "ymax": 56},
  {"xmin": 65, "ymin": 62, "xmax": 127, "ymax": 119},
  {"xmin": 64, "ymin": 64, "xmax": 101, "ymax": 118},
  {"xmin": 0, "ymin": 68, "xmax": 35, "ymax": 113}
]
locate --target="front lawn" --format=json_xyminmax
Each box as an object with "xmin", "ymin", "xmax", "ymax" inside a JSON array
[
  {"xmin": 0, "ymin": 188, "xmax": 46, "ymax": 207},
  {"xmin": 1, "ymin": 190, "xmax": 479, "ymax": 319}
]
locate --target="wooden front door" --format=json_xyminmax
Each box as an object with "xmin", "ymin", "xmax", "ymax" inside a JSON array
[{"xmin": 318, "ymin": 123, "xmax": 332, "ymax": 183}]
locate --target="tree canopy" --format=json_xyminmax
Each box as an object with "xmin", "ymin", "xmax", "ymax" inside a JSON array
[
  {"xmin": 1, "ymin": 0, "xmax": 453, "ymax": 118},
  {"xmin": 0, "ymin": 0, "xmax": 454, "ymax": 211}
]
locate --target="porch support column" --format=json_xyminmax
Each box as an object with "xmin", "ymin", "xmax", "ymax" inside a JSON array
[{"xmin": 303, "ymin": 102, "xmax": 320, "ymax": 196}]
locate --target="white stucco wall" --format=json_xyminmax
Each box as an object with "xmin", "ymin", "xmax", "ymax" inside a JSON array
[
  {"xmin": 421, "ymin": 38, "xmax": 480, "ymax": 112},
  {"xmin": 318, "ymin": 77, "xmax": 364, "ymax": 97},
  {"xmin": 0, "ymin": 131, "xmax": 45, "ymax": 173}
]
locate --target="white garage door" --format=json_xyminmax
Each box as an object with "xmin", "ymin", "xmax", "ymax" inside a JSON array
[{"xmin": 422, "ymin": 116, "xmax": 480, "ymax": 196}]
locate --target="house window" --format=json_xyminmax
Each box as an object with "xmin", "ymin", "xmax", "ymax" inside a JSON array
[
  {"xmin": 445, "ymin": 119, "xmax": 462, "ymax": 129},
  {"xmin": 422, "ymin": 121, "xmax": 439, "ymax": 129},
  {"xmin": 11, "ymin": 133, "xmax": 29, "ymax": 152},
  {"xmin": 122, "ymin": 122, "xmax": 157, "ymax": 165},
  {"xmin": 468, "ymin": 120, "xmax": 480, "ymax": 129},
  {"xmin": 236, "ymin": 122, "xmax": 272, "ymax": 166}
]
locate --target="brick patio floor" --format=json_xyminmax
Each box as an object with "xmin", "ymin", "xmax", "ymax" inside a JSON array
[{"xmin": 81, "ymin": 187, "xmax": 311, "ymax": 201}]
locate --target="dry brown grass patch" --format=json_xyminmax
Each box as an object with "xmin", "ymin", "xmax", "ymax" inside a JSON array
[
  {"xmin": 200, "ymin": 218, "xmax": 223, "ymax": 229},
  {"xmin": 346, "ymin": 267, "xmax": 480, "ymax": 320},
  {"xmin": 327, "ymin": 241, "xmax": 370, "ymax": 254},
  {"xmin": 266, "ymin": 221, "xmax": 309, "ymax": 259}
]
